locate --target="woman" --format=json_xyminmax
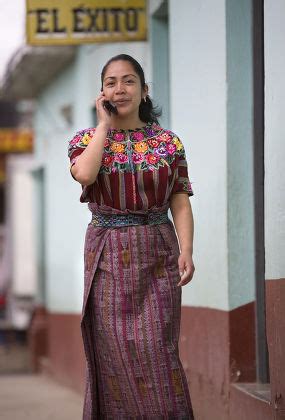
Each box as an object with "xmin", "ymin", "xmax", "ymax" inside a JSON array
[{"xmin": 68, "ymin": 54, "xmax": 195, "ymax": 419}]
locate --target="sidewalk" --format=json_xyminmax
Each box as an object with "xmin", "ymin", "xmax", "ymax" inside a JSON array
[{"xmin": 0, "ymin": 373, "xmax": 84, "ymax": 420}]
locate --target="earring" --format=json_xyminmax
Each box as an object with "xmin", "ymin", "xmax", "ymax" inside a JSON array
[{"xmin": 144, "ymin": 97, "xmax": 147, "ymax": 103}]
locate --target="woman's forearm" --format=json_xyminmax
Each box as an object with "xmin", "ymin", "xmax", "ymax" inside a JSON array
[
  {"xmin": 170, "ymin": 194, "xmax": 194, "ymax": 254},
  {"xmin": 71, "ymin": 122, "xmax": 108, "ymax": 185}
]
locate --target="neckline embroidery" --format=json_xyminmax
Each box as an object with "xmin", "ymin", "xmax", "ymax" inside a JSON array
[
  {"xmin": 107, "ymin": 122, "xmax": 164, "ymax": 142},
  {"xmin": 69, "ymin": 123, "xmax": 186, "ymax": 174},
  {"xmin": 100, "ymin": 125, "xmax": 185, "ymax": 174}
]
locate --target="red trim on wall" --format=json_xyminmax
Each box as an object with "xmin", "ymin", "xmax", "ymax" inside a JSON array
[
  {"xmin": 229, "ymin": 302, "xmax": 256, "ymax": 382},
  {"xmin": 179, "ymin": 302, "xmax": 258, "ymax": 419},
  {"xmin": 47, "ymin": 313, "xmax": 85, "ymax": 394},
  {"xmin": 266, "ymin": 278, "xmax": 285, "ymax": 415},
  {"xmin": 229, "ymin": 383, "xmax": 271, "ymax": 420},
  {"xmin": 28, "ymin": 306, "xmax": 48, "ymax": 371}
]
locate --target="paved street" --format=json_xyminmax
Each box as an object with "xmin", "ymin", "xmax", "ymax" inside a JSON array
[
  {"xmin": 0, "ymin": 373, "xmax": 84, "ymax": 420},
  {"xmin": 0, "ymin": 339, "xmax": 30, "ymax": 374}
]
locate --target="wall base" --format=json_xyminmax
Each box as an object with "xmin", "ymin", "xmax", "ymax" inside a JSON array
[
  {"xmin": 179, "ymin": 303, "xmax": 268, "ymax": 419},
  {"xmin": 47, "ymin": 312, "xmax": 86, "ymax": 394}
]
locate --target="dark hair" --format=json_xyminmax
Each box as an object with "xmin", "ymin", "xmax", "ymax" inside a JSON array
[{"xmin": 101, "ymin": 54, "xmax": 161, "ymax": 124}]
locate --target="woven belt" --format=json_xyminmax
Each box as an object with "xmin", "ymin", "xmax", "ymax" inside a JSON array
[{"xmin": 91, "ymin": 211, "xmax": 169, "ymax": 227}]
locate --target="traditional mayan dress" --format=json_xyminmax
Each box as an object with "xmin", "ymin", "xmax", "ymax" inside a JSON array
[{"xmin": 68, "ymin": 122, "xmax": 194, "ymax": 419}]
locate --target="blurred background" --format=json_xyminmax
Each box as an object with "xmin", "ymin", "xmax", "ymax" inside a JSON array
[
  {"xmin": 0, "ymin": 0, "xmax": 35, "ymax": 376},
  {"xmin": 0, "ymin": 1, "xmax": 284, "ymax": 419}
]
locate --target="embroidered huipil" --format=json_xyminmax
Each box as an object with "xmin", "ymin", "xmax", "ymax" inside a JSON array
[
  {"xmin": 68, "ymin": 122, "xmax": 195, "ymax": 419},
  {"xmin": 68, "ymin": 122, "xmax": 193, "ymax": 211}
]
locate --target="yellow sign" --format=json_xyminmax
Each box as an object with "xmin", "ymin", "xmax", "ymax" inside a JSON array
[
  {"xmin": 0, "ymin": 129, "xmax": 33, "ymax": 153},
  {"xmin": 26, "ymin": 0, "xmax": 147, "ymax": 45}
]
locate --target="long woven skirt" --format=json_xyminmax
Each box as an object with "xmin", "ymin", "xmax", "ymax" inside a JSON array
[{"xmin": 81, "ymin": 222, "xmax": 194, "ymax": 419}]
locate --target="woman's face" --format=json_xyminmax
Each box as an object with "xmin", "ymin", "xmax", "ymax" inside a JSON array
[{"xmin": 102, "ymin": 60, "xmax": 147, "ymax": 118}]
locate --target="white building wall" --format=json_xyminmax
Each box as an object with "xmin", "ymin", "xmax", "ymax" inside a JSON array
[
  {"xmin": 5, "ymin": 155, "xmax": 37, "ymax": 328},
  {"xmin": 6, "ymin": 155, "xmax": 37, "ymax": 296},
  {"xmin": 264, "ymin": 0, "xmax": 285, "ymax": 280},
  {"xmin": 35, "ymin": 62, "xmax": 88, "ymax": 314},
  {"xmin": 10, "ymin": 171, "xmax": 37, "ymax": 295},
  {"xmin": 226, "ymin": 0, "xmax": 255, "ymax": 310},
  {"xmin": 169, "ymin": 0, "xmax": 229, "ymax": 309}
]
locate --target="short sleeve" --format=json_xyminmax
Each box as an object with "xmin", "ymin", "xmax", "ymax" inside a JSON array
[
  {"xmin": 68, "ymin": 127, "xmax": 95, "ymax": 170},
  {"xmin": 171, "ymin": 146, "xmax": 194, "ymax": 196}
]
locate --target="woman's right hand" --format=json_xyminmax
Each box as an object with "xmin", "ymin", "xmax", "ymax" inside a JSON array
[
  {"xmin": 95, "ymin": 93, "xmax": 112, "ymax": 129},
  {"xmin": 72, "ymin": 94, "xmax": 112, "ymax": 185}
]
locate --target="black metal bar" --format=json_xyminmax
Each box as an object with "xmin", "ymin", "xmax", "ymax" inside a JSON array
[{"xmin": 252, "ymin": 0, "xmax": 269, "ymax": 383}]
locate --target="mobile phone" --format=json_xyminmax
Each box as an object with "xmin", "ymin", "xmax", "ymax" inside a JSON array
[{"xmin": 103, "ymin": 100, "xmax": 118, "ymax": 115}]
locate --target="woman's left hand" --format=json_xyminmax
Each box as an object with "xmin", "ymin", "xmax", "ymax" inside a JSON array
[{"xmin": 177, "ymin": 252, "xmax": 195, "ymax": 286}]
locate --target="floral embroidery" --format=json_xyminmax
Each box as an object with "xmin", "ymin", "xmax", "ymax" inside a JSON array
[
  {"xmin": 133, "ymin": 141, "xmax": 148, "ymax": 153},
  {"xmin": 155, "ymin": 145, "xmax": 168, "ymax": 157},
  {"xmin": 82, "ymin": 133, "xmax": 92, "ymax": 145},
  {"xmin": 166, "ymin": 144, "xmax": 177, "ymax": 155},
  {"xmin": 102, "ymin": 154, "xmax": 114, "ymax": 166},
  {"xmin": 146, "ymin": 154, "xmax": 160, "ymax": 165},
  {"xmin": 132, "ymin": 131, "xmax": 144, "ymax": 141},
  {"xmin": 68, "ymin": 127, "xmax": 94, "ymax": 154},
  {"xmin": 68, "ymin": 123, "xmax": 187, "ymax": 174},
  {"xmin": 110, "ymin": 142, "xmax": 125, "ymax": 153},
  {"xmin": 172, "ymin": 137, "xmax": 183, "ymax": 151},
  {"xmin": 133, "ymin": 153, "xmax": 144, "ymax": 164},
  {"xmin": 70, "ymin": 134, "xmax": 81, "ymax": 145},
  {"xmin": 114, "ymin": 153, "xmax": 128, "ymax": 163},
  {"xmin": 113, "ymin": 132, "xmax": 125, "ymax": 141},
  {"xmin": 157, "ymin": 132, "xmax": 172, "ymax": 143},
  {"xmin": 101, "ymin": 124, "xmax": 186, "ymax": 173},
  {"xmin": 147, "ymin": 139, "xmax": 160, "ymax": 148}
]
